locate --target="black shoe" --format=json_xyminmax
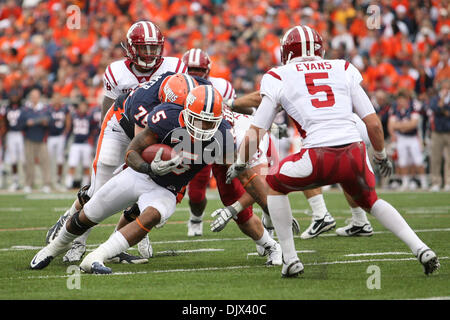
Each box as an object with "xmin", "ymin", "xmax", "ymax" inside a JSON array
[
  {"xmin": 106, "ymin": 252, "xmax": 148, "ymax": 264},
  {"xmin": 336, "ymin": 222, "xmax": 373, "ymax": 237},
  {"xmin": 300, "ymin": 213, "xmax": 336, "ymax": 239}
]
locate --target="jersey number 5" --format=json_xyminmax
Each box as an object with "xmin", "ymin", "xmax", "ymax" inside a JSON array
[
  {"xmin": 305, "ymin": 73, "xmax": 335, "ymax": 108},
  {"xmin": 151, "ymin": 110, "xmax": 167, "ymax": 124}
]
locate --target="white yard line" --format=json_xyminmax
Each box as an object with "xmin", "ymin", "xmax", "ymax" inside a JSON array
[
  {"xmin": 18, "ymin": 256, "xmax": 448, "ymax": 281},
  {"xmin": 247, "ymin": 250, "xmax": 316, "ymax": 257},
  {"xmin": 1, "ymin": 227, "xmax": 450, "ymax": 251},
  {"xmin": 344, "ymin": 252, "xmax": 411, "ymax": 257}
]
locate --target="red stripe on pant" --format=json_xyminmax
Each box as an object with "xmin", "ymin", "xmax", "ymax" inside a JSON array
[{"xmin": 266, "ymin": 142, "xmax": 378, "ymax": 210}]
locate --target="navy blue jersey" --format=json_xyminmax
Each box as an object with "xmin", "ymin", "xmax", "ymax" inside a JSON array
[
  {"xmin": 5, "ymin": 105, "xmax": 24, "ymax": 131},
  {"xmin": 119, "ymin": 72, "xmax": 212, "ymax": 139},
  {"xmin": 71, "ymin": 112, "xmax": 94, "ymax": 144},
  {"xmin": 393, "ymin": 104, "xmax": 418, "ymax": 136},
  {"xmin": 48, "ymin": 105, "xmax": 69, "ymax": 136},
  {"xmin": 146, "ymin": 103, "xmax": 235, "ymax": 194}
]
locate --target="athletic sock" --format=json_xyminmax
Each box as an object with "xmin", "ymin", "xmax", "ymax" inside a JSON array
[
  {"xmin": 65, "ymin": 174, "xmax": 74, "ymax": 189},
  {"xmin": 401, "ymin": 175, "xmax": 410, "ymax": 188},
  {"xmin": 93, "ymin": 231, "xmax": 130, "ymax": 262},
  {"xmin": 370, "ymin": 199, "xmax": 427, "ymax": 254},
  {"xmin": 255, "ymin": 228, "xmax": 276, "ymax": 248},
  {"xmin": 47, "ymin": 223, "xmax": 79, "ymax": 256},
  {"xmin": 267, "ymin": 194, "xmax": 298, "ymax": 263},
  {"xmin": 419, "ymin": 174, "xmax": 428, "ymax": 189},
  {"xmin": 81, "ymin": 174, "xmax": 90, "ymax": 187},
  {"xmin": 307, "ymin": 194, "xmax": 328, "ymax": 220},
  {"xmin": 351, "ymin": 207, "xmax": 369, "ymax": 226},
  {"xmin": 189, "ymin": 211, "xmax": 204, "ymax": 222}
]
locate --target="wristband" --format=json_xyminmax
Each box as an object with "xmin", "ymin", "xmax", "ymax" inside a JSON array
[
  {"xmin": 373, "ymin": 148, "xmax": 387, "ymax": 160},
  {"xmin": 227, "ymin": 203, "xmax": 240, "ymax": 218},
  {"xmin": 139, "ymin": 162, "xmax": 152, "ymax": 175}
]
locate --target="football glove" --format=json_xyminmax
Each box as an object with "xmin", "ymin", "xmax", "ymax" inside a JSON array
[
  {"xmin": 270, "ymin": 123, "xmax": 289, "ymax": 139},
  {"xmin": 373, "ymin": 149, "xmax": 393, "ymax": 177},
  {"xmin": 226, "ymin": 162, "xmax": 248, "ymax": 184},
  {"xmin": 150, "ymin": 148, "xmax": 182, "ymax": 176},
  {"xmin": 210, "ymin": 205, "xmax": 239, "ymax": 232}
]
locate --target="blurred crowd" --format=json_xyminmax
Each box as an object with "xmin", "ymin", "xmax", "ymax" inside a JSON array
[{"xmin": 0, "ymin": 0, "xmax": 449, "ymax": 192}]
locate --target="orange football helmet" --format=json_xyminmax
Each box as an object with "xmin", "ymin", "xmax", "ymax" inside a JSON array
[
  {"xmin": 181, "ymin": 85, "xmax": 223, "ymax": 141},
  {"xmin": 158, "ymin": 73, "xmax": 198, "ymax": 106}
]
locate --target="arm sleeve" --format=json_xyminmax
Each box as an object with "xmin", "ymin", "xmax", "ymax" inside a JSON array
[
  {"xmin": 351, "ymin": 84, "xmax": 376, "ymax": 120},
  {"xmin": 251, "ymin": 95, "xmax": 279, "ymax": 130},
  {"xmin": 253, "ymin": 70, "xmax": 283, "ymax": 130}
]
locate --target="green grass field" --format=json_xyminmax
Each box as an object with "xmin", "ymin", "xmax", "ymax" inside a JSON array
[{"xmin": 0, "ymin": 190, "xmax": 449, "ymax": 301}]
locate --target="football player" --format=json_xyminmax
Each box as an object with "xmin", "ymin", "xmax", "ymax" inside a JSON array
[
  {"xmin": 387, "ymin": 89, "xmax": 428, "ymax": 190},
  {"xmin": 65, "ymin": 101, "xmax": 95, "ymax": 190},
  {"xmin": 46, "ymin": 73, "xmax": 196, "ymax": 264},
  {"xmin": 31, "ymin": 83, "xmax": 282, "ymax": 273},
  {"xmin": 181, "ymin": 48, "xmax": 236, "ymax": 237},
  {"xmin": 46, "ymin": 20, "xmax": 186, "ymax": 263},
  {"xmin": 3, "ymin": 90, "xmax": 25, "ymax": 191},
  {"xmin": 101, "ymin": 20, "xmax": 186, "ymax": 121},
  {"xmin": 223, "ymin": 92, "xmax": 374, "ymax": 237},
  {"xmin": 47, "ymin": 93, "xmax": 70, "ymax": 190},
  {"xmin": 227, "ymin": 25, "xmax": 439, "ymax": 276}
]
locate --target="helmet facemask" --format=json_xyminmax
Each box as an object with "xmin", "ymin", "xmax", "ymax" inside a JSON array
[{"xmin": 183, "ymin": 109, "xmax": 222, "ymax": 141}]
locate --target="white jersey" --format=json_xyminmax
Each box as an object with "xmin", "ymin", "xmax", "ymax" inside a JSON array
[
  {"xmin": 209, "ymin": 76, "xmax": 235, "ymax": 101},
  {"xmin": 103, "ymin": 57, "xmax": 187, "ymax": 100},
  {"xmin": 258, "ymin": 58, "xmax": 375, "ymax": 148}
]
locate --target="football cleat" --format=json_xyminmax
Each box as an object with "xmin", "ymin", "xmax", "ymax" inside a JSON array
[
  {"xmin": 30, "ymin": 242, "xmax": 70, "ymax": 270},
  {"xmin": 46, "ymin": 211, "xmax": 70, "ymax": 244},
  {"xmin": 256, "ymin": 215, "xmax": 276, "ymax": 256},
  {"xmin": 80, "ymin": 251, "xmax": 111, "ymax": 274},
  {"xmin": 91, "ymin": 262, "xmax": 112, "ymax": 274},
  {"xmin": 30, "ymin": 247, "xmax": 55, "ymax": 270},
  {"xmin": 336, "ymin": 222, "xmax": 373, "ymax": 237},
  {"xmin": 266, "ymin": 243, "xmax": 282, "ymax": 266},
  {"xmin": 137, "ymin": 234, "xmax": 153, "ymax": 258},
  {"xmin": 281, "ymin": 258, "xmax": 304, "ymax": 278},
  {"xmin": 291, "ymin": 218, "xmax": 301, "ymax": 235},
  {"xmin": 62, "ymin": 241, "xmax": 86, "ymax": 263},
  {"xmin": 300, "ymin": 212, "xmax": 336, "ymax": 239},
  {"xmin": 187, "ymin": 220, "xmax": 203, "ymax": 237},
  {"xmin": 417, "ymin": 248, "xmax": 440, "ymax": 275},
  {"xmin": 106, "ymin": 252, "xmax": 148, "ymax": 264}
]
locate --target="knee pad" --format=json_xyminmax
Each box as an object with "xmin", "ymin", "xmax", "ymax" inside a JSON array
[
  {"xmin": 70, "ymin": 210, "xmax": 92, "ymax": 234},
  {"xmin": 123, "ymin": 203, "xmax": 141, "ymax": 222},
  {"xmin": 77, "ymin": 184, "xmax": 91, "ymax": 207},
  {"xmin": 235, "ymin": 206, "xmax": 253, "ymax": 225}
]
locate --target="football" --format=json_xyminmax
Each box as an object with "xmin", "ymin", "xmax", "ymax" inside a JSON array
[{"xmin": 141, "ymin": 144, "xmax": 176, "ymax": 163}]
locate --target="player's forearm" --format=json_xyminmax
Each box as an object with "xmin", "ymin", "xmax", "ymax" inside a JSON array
[
  {"xmin": 126, "ymin": 129, "xmax": 156, "ymax": 173},
  {"xmin": 397, "ymin": 119, "xmax": 419, "ymax": 132},
  {"xmin": 237, "ymin": 125, "xmax": 265, "ymax": 164},
  {"xmin": 363, "ymin": 113, "xmax": 385, "ymax": 152},
  {"xmin": 232, "ymin": 91, "xmax": 262, "ymax": 109}
]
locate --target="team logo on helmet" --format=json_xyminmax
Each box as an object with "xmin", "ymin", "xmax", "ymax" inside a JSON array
[
  {"xmin": 159, "ymin": 74, "xmax": 198, "ymax": 106},
  {"xmin": 181, "ymin": 85, "xmax": 223, "ymax": 141}
]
